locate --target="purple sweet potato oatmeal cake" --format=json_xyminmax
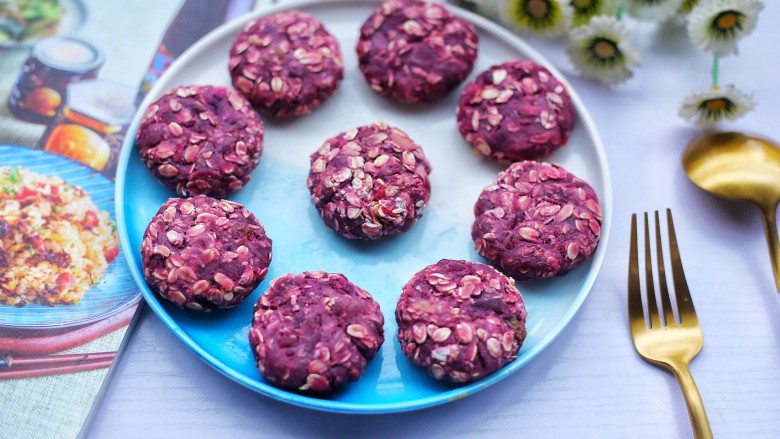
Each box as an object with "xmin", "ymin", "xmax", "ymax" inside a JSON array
[
  {"xmin": 249, "ymin": 271, "xmax": 384, "ymax": 393},
  {"xmin": 307, "ymin": 122, "xmax": 432, "ymax": 240},
  {"xmin": 136, "ymin": 85, "xmax": 263, "ymax": 197},
  {"xmin": 356, "ymin": 0, "xmax": 478, "ymax": 104},
  {"xmin": 457, "ymin": 60, "xmax": 575, "ymax": 162},
  {"xmin": 229, "ymin": 10, "xmax": 343, "ymax": 118},
  {"xmin": 396, "ymin": 259, "xmax": 528, "ymax": 383},
  {"xmin": 472, "ymin": 161, "xmax": 601, "ymax": 281},
  {"xmin": 141, "ymin": 195, "xmax": 272, "ymax": 311}
]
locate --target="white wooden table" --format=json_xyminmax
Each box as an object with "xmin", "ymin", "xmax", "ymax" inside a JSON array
[{"xmin": 88, "ymin": 2, "xmax": 780, "ymax": 438}]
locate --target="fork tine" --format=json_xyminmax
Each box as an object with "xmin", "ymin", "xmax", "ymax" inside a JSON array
[
  {"xmin": 666, "ymin": 209, "xmax": 699, "ymax": 325},
  {"xmin": 654, "ymin": 211, "xmax": 677, "ymax": 326},
  {"xmin": 628, "ymin": 214, "xmax": 644, "ymax": 332},
  {"xmin": 643, "ymin": 213, "xmax": 661, "ymax": 329}
]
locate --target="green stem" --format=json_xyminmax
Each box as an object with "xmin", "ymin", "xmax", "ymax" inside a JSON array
[
  {"xmin": 711, "ymin": 55, "xmax": 720, "ymax": 90},
  {"xmin": 616, "ymin": 2, "xmax": 625, "ymax": 21}
]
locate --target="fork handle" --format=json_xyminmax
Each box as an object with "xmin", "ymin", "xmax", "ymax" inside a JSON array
[{"xmin": 671, "ymin": 362, "xmax": 713, "ymax": 439}]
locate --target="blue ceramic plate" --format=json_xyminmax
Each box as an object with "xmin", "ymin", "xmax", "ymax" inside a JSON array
[
  {"xmin": 0, "ymin": 145, "xmax": 140, "ymax": 328},
  {"xmin": 116, "ymin": 0, "xmax": 612, "ymax": 414}
]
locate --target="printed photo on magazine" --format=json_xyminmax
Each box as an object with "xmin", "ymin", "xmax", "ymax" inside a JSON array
[{"xmin": 0, "ymin": 0, "xmax": 262, "ymax": 437}]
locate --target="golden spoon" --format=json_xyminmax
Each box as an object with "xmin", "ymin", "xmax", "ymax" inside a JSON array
[{"xmin": 682, "ymin": 131, "xmax": 780, "ymax": 292}]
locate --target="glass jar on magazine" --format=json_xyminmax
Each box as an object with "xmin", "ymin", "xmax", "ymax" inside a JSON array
[
  {"xmin": 37, "ymin": 79, "xmax": 136, "ymax": 178},
  {"xmin": 8, "ymin": 37, "xmax": 104, "ymax": 124}
]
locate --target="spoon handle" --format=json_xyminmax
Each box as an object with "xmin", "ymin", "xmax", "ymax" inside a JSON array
[{"xmin": 758, "ymin": 203, "xmax": 780, "ymax": 292}]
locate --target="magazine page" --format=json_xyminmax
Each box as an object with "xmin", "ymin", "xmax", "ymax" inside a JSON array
[{"xmin": 0, "ymin": 1, "xmax": 260, "ymax": 437}]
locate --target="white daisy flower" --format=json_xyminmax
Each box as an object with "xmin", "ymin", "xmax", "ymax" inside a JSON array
[
  {"xmin": 448, "ymin": 0, "xmax": 502, "ymax": 20},
  {"xmin": 626, "ymin": 0, "xmax": 683, "ymax": 22},
  {"xmin": 566, "ymin": 15, "xmax": 642, "ymax": 85},
  {"xmin": 679, "ymin": 85, "xmax": 755, "ymax": 127},
  {"xmin": 687, "ymin": 0, "xmax": 764, "ymax": 56},
  {"xmin": 501, "ymin": 0, "xmax": 574, "ymax": 38},
  {"xmin": 678, "ymin": 0, "xmax": 700, "ymax": 15},
  {"xmin": 569, "ymin": 0, "xmax": 620, "ymax": 27}
]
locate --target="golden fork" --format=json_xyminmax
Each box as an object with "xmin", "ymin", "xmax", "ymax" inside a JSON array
[{"xmin": 628, "ymin": 209, "xmax": 713, "ymax": 439}]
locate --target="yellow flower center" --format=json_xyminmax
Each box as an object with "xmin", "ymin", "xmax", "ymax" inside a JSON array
[
  {"xmin": 706, "ymin": 99, "xmax": 727, "ymax": 111},
  {"xmin": 573, "ymin": 0, "xmax": 593, "ymax": 8},
  {"xmin": 594, "ymin": 40, "xmax": 617, "ymax": 59},
  {"xmin": 716, "ymin": 12, "xmax": 738, "ymax": 30},
  {"xmin": 528, "ymin": 0, "xmax": 549, "ymax": 18}
]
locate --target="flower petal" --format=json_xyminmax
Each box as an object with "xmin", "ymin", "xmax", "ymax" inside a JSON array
[{"xmin": 626, "ymin": 0, "xmax": 684, "ymax": 22}]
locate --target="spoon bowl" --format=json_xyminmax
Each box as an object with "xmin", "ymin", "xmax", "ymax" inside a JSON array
[{"xmin": 683, "ymin": 131, "xmax": 780, "ymax": 291}]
